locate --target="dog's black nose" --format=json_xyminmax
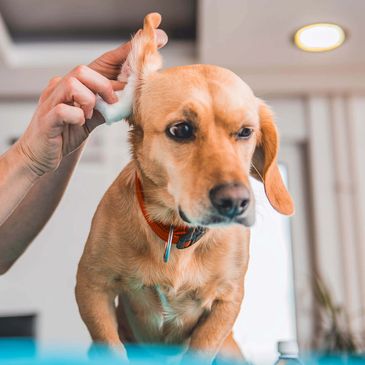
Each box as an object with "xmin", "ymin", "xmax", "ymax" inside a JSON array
[{"xmin": 209, "ymin": 183, "xmax": 250, "ymax": 218}]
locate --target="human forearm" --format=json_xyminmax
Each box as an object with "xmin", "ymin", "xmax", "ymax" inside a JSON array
[
  {"xmin": 0, "ymin": 144, "xmax": 39, "ymax": 226},
  {"xmin": 0, "ymin": 144, "xmax": 83, "ymax": 274}
]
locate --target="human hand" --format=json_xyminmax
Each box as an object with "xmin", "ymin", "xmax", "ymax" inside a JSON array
[{"xmin": 15, "ymin": 30, "xmax": 168, "ymax": 177}]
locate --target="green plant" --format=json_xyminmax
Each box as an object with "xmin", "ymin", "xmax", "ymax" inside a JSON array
[{"xmin": 313, "ymin": 275, "xmax": 360, "ymax": 353}]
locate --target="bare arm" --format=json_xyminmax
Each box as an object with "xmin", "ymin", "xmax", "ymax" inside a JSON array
[
  {"xmin": 0, "ymin": 144, "xmax": 82, "ymax": 274},
  {"xmin": 0, "ymin": 144, "xmax": 39, "ymax": 228}
]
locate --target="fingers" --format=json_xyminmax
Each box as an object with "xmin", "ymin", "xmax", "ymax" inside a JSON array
[
  {"xmin": 100, "ymin": 42, "xmax": 132, "ymax": 67},
  {"xmin": 156, "ymin": 29, "xmax": 168, "ymax": 48},
  {"xmin": 46, "ymin": 103, "xmax": 85, "ymax": 138},
  {"xmin": 38, "ymin": 76, "xmax": 62, "ymax": 104},
  {"xmin": 88, "ymin": 42, "xmax": 131, "ymax": 79},
  {"xmin": 69, "ymin": 65, "xmax": 117, "ymax": 104},
  {"xmin": 48, "ymin": 76, "xmax": 96, "ymax": 119},
  {"xmin": 111, "ymin": 80, "xmax": 126, "ymax": 91},
  {"xmin": 45, "ymin": 65, "xmax": 117, "ymax": 119}
]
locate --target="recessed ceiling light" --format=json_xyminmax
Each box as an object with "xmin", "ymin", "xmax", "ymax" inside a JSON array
[{"xmin": 294, "ymin": 23, "xmax": 346, "ymax": 52}]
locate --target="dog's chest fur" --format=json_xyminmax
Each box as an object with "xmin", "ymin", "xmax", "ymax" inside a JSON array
[
  {"xmin": 116, "ymin": 246, "xmax": 232, "ymax": 345},
  {"xmin": 120, "ymin": 282, "xmax": 207, "ymax": 344}
]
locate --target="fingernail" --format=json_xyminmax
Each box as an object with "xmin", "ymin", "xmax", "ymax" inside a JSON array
[
  {"xmin": 86, "ymin": 109, "xmax": 93, "ymax": 119},
  {"xmin": 156, "ymin": 29, "xmax": 168, "ymax": 47},
  {"xmin": 112, "ymin": 92, "xmax": 118, "ymax": 103}
]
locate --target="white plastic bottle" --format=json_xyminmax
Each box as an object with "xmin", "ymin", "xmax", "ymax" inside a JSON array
[{"xmin": 274, "ymin": 341, "xmax": 303, "ymax": 365}]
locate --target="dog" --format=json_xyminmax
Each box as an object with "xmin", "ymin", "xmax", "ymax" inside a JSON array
[{"xmin": 75, "ymin": 12, "xmax": 294, "ymax": 364}]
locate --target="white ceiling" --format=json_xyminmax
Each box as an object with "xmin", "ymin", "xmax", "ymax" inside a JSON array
[
  {"xmin": 0, "ymin": 0, "xmax": 365, "ymax": 96},
  {"xmin": 199, "ymin": 0, "xmax": 365, "ymax": 71}
]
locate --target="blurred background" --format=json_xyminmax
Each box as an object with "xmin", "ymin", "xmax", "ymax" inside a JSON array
[{"xmin": 0, "ymin": 1, "xmax": 365, "ymax": 364}]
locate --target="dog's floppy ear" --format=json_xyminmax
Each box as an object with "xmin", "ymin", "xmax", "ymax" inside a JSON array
[
  {"xmin": 251, "ymin": 100, "xmax": 295, "ymax": 215},
  {"xmin": 95, "ymin": 13, "xmax": 163, "ymax": 124}
]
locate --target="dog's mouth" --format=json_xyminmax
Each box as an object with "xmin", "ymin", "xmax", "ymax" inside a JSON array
[
  {"xmin": 178, "ymin": 207, "xmax": 191, "ymax": 224},
  {"xmin": 178, "ymin": 207, "xmax": 255, "ymax": 228}
]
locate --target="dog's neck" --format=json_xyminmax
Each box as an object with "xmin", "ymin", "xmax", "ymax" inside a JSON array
[
  {"xmin": 134, "ymin": 171, "xmax": 207, "ymax": 261},
  {"xmin": 135, "ymin": 171, "xmax": 184, "ymax": 227}
]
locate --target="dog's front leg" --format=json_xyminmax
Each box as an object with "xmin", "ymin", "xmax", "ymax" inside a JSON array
[
  {"xmin": 75, "ymin": 277, "xmax": 126, "ymax": 359},
  {"xmin": 186, "ymin": 297, "xmax": 243, "ymax": 364}
]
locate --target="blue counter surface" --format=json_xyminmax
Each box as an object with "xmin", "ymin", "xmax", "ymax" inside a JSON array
[{"xmin": 0, "ymin": 340, "xmax": 364, "ymax": 365}]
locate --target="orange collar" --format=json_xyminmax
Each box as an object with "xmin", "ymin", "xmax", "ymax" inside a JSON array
[{"xmin": 135, "ymin": 174, "xmax": 206, "ymax": 253}]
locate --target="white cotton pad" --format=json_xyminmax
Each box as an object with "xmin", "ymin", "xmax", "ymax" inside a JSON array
[{"xmin": 95, "ymin": 75, "xmax": 136, "ymax": 125}]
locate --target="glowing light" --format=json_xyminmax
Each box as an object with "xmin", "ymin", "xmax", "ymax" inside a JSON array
[{"xmin": 294, "ymin": 23, "xmax": 346, "ymax": 52}]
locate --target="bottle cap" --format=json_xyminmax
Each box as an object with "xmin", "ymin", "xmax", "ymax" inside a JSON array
[{"xmin": 277, "ymin": 340, "xmax": 299, "ymax": 355}]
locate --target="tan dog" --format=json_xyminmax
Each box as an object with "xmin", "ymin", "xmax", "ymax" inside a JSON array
[{"xmin": 76, "ymin": 13, "xmax": 294, "ymax": 364}]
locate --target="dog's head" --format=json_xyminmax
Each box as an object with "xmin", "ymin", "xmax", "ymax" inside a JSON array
[{"xmin": 123, "ymin": 13, "xmax": 294, "ymax": 227}]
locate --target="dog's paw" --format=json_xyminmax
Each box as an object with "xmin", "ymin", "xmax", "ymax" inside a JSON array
[
  {"xmin": 180, "ymin": 351, "xmax": 213, "ymax": 365},
  {"xmin": 88, "ymin": 342, "xmax": 129, "ymax": 363}
]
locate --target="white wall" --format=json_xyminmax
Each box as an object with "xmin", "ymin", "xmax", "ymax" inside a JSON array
[
  {"xmin": 234, "ymin": 171, "xmax": 296, "ymax": 365},
  {"xmin": 307, "ymin": 95, "xmax": 365, "ymax": 338}
]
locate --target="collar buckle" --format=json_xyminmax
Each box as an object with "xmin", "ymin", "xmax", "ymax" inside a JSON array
[{"xmin": 176, "ymin": 226, "xmax": 206, "ymax": 249}]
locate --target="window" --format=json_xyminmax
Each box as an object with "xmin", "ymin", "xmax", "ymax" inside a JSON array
[{"xmin": 234, "ymin": 169, "xmax": 296, "ymax": 364}]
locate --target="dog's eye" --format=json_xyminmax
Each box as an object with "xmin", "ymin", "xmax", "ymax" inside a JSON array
[
  {"xmin": 237, "ymin": 127, "xmax": 253, "ymax": 140},
  {"xmin": 166, "ymin": 122, "xmax": 195, "ymax": 141}
]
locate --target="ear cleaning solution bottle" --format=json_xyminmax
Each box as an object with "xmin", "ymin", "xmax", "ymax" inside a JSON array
[{"xmin": 274, "ymin": 341, "xmax": 303, "ymax": 365}]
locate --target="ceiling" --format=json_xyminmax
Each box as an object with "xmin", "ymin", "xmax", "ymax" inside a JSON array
[
  {"xmin": 0, "ymin": 0, "xmax": 196, "ymax": 41},
  {"xmin": 0, "ymin": 0, "xmax": 365, "ymax": 96},
  {"xmin": 199, "ymin": 0, "xmax": 365, "ymax": 71}
]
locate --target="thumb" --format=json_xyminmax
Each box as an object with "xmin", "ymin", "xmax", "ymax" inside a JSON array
[
  {"xmin": 100, "ymin": 42, "xmax": 131, "ymax": 66},
  {"xmin": 155, "ymin": 29, "xmax": 168, "ymax": 48},
  {"xmin": 103, "ymin": 29, "xmax": 167, "ymax": 65}
]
